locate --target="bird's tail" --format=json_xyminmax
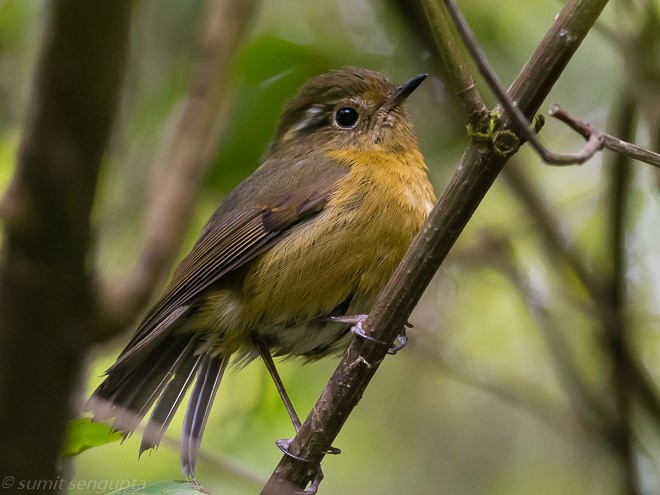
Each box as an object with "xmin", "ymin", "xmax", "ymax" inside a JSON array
[
  {"xmin": 87, "ymin": 333, "xmax": 227, "ymax": 480},
  {"xmin": 179, "ymin": 353, "xmax": 226, "ymax": 480}
]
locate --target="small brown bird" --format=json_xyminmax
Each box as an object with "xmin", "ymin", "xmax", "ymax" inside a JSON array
[{"xmin": 88, "ymin": 67, "xmax": 435, "ymax": 479}]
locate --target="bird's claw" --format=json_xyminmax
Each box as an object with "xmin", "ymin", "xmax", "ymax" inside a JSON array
[
  {"xmin": 276, "ymin": 438, "xmax": 311, "ymax": 463},
  {"xmin": 276, "ymin": 438, "xmax": 338, "ymax": 495},
  {"xmin": 338, "ymin": 317, "xmax": 408, "ymax": 355},
  {"xmin": 276, "ymin": 438, "xmax": 341, "ymax": 460},
  {"xmin": 388, "ymin": 330, "xmax": 408, "ymax": 355}
]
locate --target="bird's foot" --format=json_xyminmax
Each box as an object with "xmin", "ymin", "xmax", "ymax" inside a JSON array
[
  {"xmin": 330, "ymin": 314, "xmax": 409, "ymax": 355},
  {"xmin": 276, "ymin": 438, "xmax": 341, "ymax": 460},
  {"xmin": 275, "ymin": 438, "xmax": 339, "ymax": 494}
]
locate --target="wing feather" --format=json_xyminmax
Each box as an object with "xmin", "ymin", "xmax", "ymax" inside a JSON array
[{"xmin": 113, "ymin": 162, "xmax": 348, "ymax": 367}]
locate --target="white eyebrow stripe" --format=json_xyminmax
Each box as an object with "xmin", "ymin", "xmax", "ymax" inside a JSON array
[{"xmin": 289, "ymin": 105, "xmax": 325, "ymax": 133}]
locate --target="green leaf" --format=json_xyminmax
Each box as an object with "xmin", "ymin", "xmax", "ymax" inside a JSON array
[
  {"xmin": 106, "ymin": 481, "xmax": 210, "ymax": 495},
  {"xmin": 61, "ymin": 418, "xmax": 123, "ymax": 457}
]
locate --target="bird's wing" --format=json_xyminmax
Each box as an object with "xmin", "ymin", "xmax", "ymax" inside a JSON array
[{"xmin": 109, "ymin": 162, "xmax": 348, "ymax": 372}]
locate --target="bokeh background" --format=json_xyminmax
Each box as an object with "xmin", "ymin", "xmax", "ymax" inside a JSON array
[{"xmin": 0, "ymin": 0, "xmax": 658, "ymax": 493}]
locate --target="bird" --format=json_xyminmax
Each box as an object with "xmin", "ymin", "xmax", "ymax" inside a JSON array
[{"xmin": 87, "ymin": 66, "xmax": 436, "ymax": 480}]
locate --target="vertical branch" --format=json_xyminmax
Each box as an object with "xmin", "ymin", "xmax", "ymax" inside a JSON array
[
  {"xmin": 0, "ymin": 0, "xmax": 132, "ymax": 491},
  {"xmin": 602, "ymin": 93, "xmax": 638, "ymax": 494}
]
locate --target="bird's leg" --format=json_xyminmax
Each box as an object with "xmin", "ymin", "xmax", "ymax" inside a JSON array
[
  {"xmin": 253, "ymin": 336, "xmax": 302, "ymax": 431},
  {"xmin": 253, "ymin": 337, "xmax": 338, "ymax": 494},
  {"xmin": 253, "ymin": 337, "xmax": 341, "ymax": 455},
  {"xmin": 329, "ymin": 314, "xmax": 410, "ymax": 355}
]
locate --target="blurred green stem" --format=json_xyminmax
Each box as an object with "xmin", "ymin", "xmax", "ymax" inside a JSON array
[{"xmin": 603, "ymin": 91, "xmax": 638, "ymax": 495}]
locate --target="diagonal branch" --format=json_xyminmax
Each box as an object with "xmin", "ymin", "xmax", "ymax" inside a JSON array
[
  {"xmin": 93, "ymin": 0, "xmax": 260, "ymax": 342},
  {"xmin": 262, "ymin": 0, "xmax": 609, "ymax": 492}
]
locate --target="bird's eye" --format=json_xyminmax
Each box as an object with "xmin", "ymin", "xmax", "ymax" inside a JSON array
[{"xmin": 335, "ymin": 107, "xmax": 359, "ymax": 128}]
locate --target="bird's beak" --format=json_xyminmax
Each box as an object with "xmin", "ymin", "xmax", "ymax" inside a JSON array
[{"xmin": 383, "ymin": 73, "xmax": 427, "ymax": 110}]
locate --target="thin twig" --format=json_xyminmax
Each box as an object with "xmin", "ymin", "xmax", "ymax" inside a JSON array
[
  {"xmin": 261, "ymin": 0, "xmax": 609, "ymax": 492},
  {"xmin": 442, "ymin": 0, "xmax": 632, "ymax": 167},
  {"xmin": 93, "ymin": 0, "xmax": 260, "ymax": 342},
  {"xmin": 550, "ymin": 104, "xmax": 660, "ymax": 168}
]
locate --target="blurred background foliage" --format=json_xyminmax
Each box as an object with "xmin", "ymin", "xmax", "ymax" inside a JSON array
[{"xmin": 0, "ymin": 0, "xmax": 658, "ymax": 493}]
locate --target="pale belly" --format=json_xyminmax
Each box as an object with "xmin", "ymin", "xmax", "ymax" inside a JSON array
[{"xmin": 254, "ymin": 319, "xmax": 354, "ymax": 360}]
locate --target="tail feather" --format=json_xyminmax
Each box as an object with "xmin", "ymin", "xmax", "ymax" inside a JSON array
[
  {"xmin": 88, "ymin": 330, "xmax": 228, "ymax": 479},
  {"xmin": 108, "ymin": 335, "xmax": 192, "ymax": 434},
  {"xmin": 87, "ymin": 333, "xmax": 202, "ymax": 439},
  {"xmin": 180, "ymin": 353, "xmax": 227, "ymax": 481},
  {"xmin": 102, "ymin": 305, "xmax": 190, "ymax": 392},
  {"xmin": 140, "ymin": 349, "xmax": 202, "ymax": 455}
]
